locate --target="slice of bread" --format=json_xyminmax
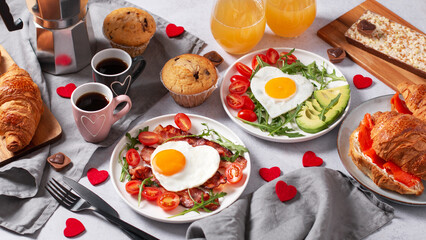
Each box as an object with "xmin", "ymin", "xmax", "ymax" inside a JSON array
[{"xmin": 349, "ymin": 127, "xmax": 424, "ymax": 195}]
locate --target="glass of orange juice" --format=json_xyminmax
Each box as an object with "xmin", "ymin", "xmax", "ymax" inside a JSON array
[
  {"xmin": 210, "ymin": 0, "xmax": 266, "ymax": 55},
  {"xmin": 266, "ymin": 0, "xmax": 316, "ymax": 38}
]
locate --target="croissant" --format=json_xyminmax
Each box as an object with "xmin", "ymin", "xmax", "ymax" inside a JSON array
[
  {"xmin": 0, "ymin": 64, "xmax": 43, "ymax": 152},
  {"xmin": 370, "ymin": 111, "xmax": 426, "ymax": 180},
  {"xmin": 397, "ymin": 82, "xmax": 426, "ymax": 121}
]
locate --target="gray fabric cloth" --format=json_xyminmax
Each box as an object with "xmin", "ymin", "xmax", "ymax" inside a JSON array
[
  {"xmin": 0, "ymin": 0, "xmax": 204, "ymax": 234},
  {"xmin": 187, "ymin": 168, "xmax": 394, "ymax": 240}
]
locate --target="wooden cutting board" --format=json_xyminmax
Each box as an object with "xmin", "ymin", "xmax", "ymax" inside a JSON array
[
  {"xmin": 0, "ymin": 44, "xmax": 62, "ymax": 166},
  {"xmin": 317, "ymin": 0, "xmax": 426, "ymax": 90}
]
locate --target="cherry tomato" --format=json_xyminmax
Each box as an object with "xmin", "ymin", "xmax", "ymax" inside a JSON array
[
  {"xmin": 390, "ymin": 93, "xmax": 412, "ymax": 114},
  {"xmin": 279, "ymin": 52, "xmax": 297, "ymax": 65},
  {"xmin": 251, "ymin": 54, "xmax": 268, "ymax": 69},
  {"xmin": 266, "ymin": 48, "xmax": 279, "ymax": 65},
  {"xmin": 157, "ymin": 192, "xmax": 180, "ymax": 211},
  {"xmin": 237, "ymin": 109, "xmax": 257, "ymax": 122},
  {"xmin": 126, "ymin": 148, "xmax": 141, "ymax": 167},
  {"xmin": 230, "ymin": 75, "xmax": 250, "ymax": 84},
  {"xmin": 141, "ymin": 187, "xmax": 162, "ymax": 201},
  {"xmin": 138, "ymin": 131, "xmax": 160, "ymax": 146},
  {"xmin": 229, "ymin": 80, "xmax": 249, "ymax": 95},
  {"xmin": 125, "ymin": 180, "xmax": 141, "ymax": 195},
  {"xmin": 174, "ymin": 113, "xmax": 192, "ymax": 132},
  {"xmin": 235, "ymin": 62, "xmax": 252, "ymax": 78},
  {"xmin": 226, "ymin": 163, "xmax": 243, "ymax": 184},
  {"xmin": 242, "ymin": 96, "xmax": 255, "ymax": 111},
  {"xmin": 226, "ymin": 93, "xmax": 244, "ymax": 110}
]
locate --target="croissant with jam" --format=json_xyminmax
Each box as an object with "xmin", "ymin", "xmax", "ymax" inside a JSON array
[{"xmin": 0, "ymin": 64, "xmax": 43, "ymax": 152}]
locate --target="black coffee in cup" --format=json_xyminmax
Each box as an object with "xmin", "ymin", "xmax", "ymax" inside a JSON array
[
  {"xmin": 76, "ymin": 92, "xmax": 109, "ymax": 111},
  {"xmin": 96, "ymin": 58, "xmax": 128, "ymax": 75}
]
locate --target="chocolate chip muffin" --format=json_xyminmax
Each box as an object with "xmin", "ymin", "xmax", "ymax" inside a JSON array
[
  {"xmin": 161, "ymin": 54, "xmax": 218, "ymax": 107},
  {"xmin": 103, "ymin": 7, "xmax": 156, "ymax": 57}
]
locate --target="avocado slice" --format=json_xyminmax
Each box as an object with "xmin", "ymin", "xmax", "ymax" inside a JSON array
[
  {"xmin": 314, "ymin": 85, "xmax": 350, "ymax": 113},
  {"xmin": 311, "ymin": 99, "xmax": 323, "ymax": 112},
  {"xmin": 295, "ymin": 102, "xmax": 341, "ymax": 133}
]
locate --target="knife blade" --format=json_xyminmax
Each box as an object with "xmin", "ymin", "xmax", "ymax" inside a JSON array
[{"xmin": 62, "ymin": 176, "xmax": 143, "ymax": 240}]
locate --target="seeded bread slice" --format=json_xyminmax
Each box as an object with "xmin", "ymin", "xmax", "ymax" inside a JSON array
[{"xmin": 345, "ymin": 10, "xmax": 426, "ymax": 78}]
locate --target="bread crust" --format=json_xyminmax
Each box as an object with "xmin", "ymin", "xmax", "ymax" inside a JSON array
[{"xmin": 349, "ymin": 127, "xmax": 424, "ymax": 195}]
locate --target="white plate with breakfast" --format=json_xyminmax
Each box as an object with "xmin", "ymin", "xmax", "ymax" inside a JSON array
[
  {"xmin": 110, "ymin": 113, "xmax": 251, "ymax": 223},
  {"xmin": 220, "ymin": 47, "xmax": 351, "ymax": 143},
  {"xmin": 337, "ymin": 92, "xmax": 426, "ymax": 205}
]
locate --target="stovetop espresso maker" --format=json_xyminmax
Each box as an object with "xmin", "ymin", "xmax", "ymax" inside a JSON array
[{"xmin": 0, "ymin": 0, "xmax": 95, "ymax": 75}]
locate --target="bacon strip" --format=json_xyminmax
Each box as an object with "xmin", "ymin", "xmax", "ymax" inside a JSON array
[
  {"xmin": 219, "ymin": 156, "xmax": 248, "ymax": 170},
  {"xmin": 176, "ymin": 188, "xmax": 221, "ymax": 211},
  {"xmin": 154, "ymin": 125, "xmax": 189, "ymax": 144},
  {"xmin": 129, "ymin": 165, "xmax": 153, "ymax": 180},
  {"xmin": 202, "ymin": 171, "xmax": 226, "ymax": 189},
  {"xmin": 140, "ymin": 146, "xmax": 155, "ymax": 165}
]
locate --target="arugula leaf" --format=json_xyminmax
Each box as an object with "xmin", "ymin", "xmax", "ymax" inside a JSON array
[
  {"xmin": 137, "ymin": 177, "xmax": 154, "ymax": 206},
  {"xmin": 119, "ymin": 127, "xmax": 149, "ymax": 182},
  {"xmin": 168, "ymin": 190, "xmax": 227, "ymax": 218},
  {"xmin": 319, "ymin": 93, "xmax": 341, "ymax": 121}
]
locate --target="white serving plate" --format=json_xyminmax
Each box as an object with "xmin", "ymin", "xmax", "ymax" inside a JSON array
[
  {"xmin": 337, "ymin": 94, "xmax": 426, "ymax": 205},
  {"xmin": 110, "ymin": 114, "xmax": 251, "ymax": 223},
  {"xmin": 220, "ymin": 47, "xmax": 350, "ymax": 143}
]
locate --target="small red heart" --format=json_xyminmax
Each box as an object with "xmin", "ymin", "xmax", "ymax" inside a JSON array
[
  {"xmin": 56, "ymin": 54, "xmax": 72, "ymax": 66},
  {"xmin": 259, "ymin": 166, "xmax": 281, "ymax": 182},
  {"xmin": 56, "ymin": 83, "xmax": 77, "ymax": 98},
  {"xmin": 166, "ymin": 23, "xmax": 185, "ymax": 38},
  {"xmin": 353, "ymin": 74, "xmax": 372, "ymax": 89},
  {"xmin": 87, "ymin": 168, "xmax": 109, "ymax": 186},
  {"xmin": 302, "ymin": 151, "xmax": 324, "ymax": 167},
  {"xmin": 64, "ymin": 218, "xmax": 85, "ymax": 238},
  {"xmin": 275, "ymin": 180, "xmax": 297, "ymax": 202}
]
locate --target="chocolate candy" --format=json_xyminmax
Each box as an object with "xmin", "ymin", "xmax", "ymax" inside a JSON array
[
  {"xmin": 203, "ymin": 51, "xmax": 224, "ymax": 67},
  {"xmin": 357, "ymin": 20, "xmax": 376, "ymax": 37},
  {"xmin": 327, "ymin": 47, "xmax": 346, "ymax": 63},
  {"xmin": 47, "ymin": 152, "xmax": 71, "ymax": 171}
]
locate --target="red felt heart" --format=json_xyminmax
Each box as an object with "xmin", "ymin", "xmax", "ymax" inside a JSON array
[
  {"xmin": 275, "ymin": 180, "xmax": 297, "ymax": 202},
  {"xmin": 259, "ymin": 166, "xmax": 281, "ymax": 182},
  {"xmin": 353, "ymin": 74, "xmax": 372, "ymax": 89},
  {"xmin": 64, "ymin": 218, "xmax": 85, "ymax": 238},
  {"xmin": 302, "ymin": 151, "xmax": 323, "ymax": 167},
  {"xmin": 56, "ymin": 54, "xmax": 72, "ymax": 66},
  {"xmin": 166, "ymin": 23, "xmax": 185, "ymax": 38},
  {"xmin": 56, "ymin": 83, "xmax": 77, "ymax": 98},
  {"xmin": 87, "ymin": 168, "xmax": 109, "ymax": 186}
]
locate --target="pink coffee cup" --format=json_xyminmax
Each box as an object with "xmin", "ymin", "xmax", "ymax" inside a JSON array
[{"xmin": 71, "ymin": 82, "xmax": 132, "ymax": 143}]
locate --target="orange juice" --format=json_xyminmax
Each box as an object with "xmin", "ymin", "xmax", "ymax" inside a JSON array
[
  {"xmin": 211, "ymin": 0, "xmax": 266, "ymax": 54},
  {"xmin": 266, "ymin": 0, "xmax": 316, "ymax": 38}
]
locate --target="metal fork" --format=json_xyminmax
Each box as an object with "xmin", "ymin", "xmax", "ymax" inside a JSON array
[{"xmin": 46, "ymin": 178, "xmax": 158, "ymax": 240}]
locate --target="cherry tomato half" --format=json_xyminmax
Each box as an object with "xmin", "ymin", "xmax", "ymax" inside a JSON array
[
  {"xmin": 266, "ymin": 48, "xmax": 279, "ymax": 65},
  {"xmin": 126, "ymin": 148, "xmax": 141, "ymax": 167},
  {"xmin": 141, "ymin": 187, "xmax": 162, "ymax": 201},
  {"xmin": 226, "ymin": 162, "xmax": 243, "ymax": 184},
  {"xmin": 174, "ymin": 113, "xmax": 192, "ymax": 132},
  {"xmin": 229, "ymin": 80, "xmax": 249, "ymax": 95},
  {"xmin": 157, "ymin": 191, "xmax": 180, "ymax": 211},
  {"xmin": 138, "ymin": 131, "xmax": 160, "ymax": 146},
  {"xmin": 230, "ymin": 75, "xmax": 250, "ymax": 84},
  {"xmin": 235, "ymin": 62, "xmax": 252, "ymax": 78},
  {"xmin": 237, "ymin": 109, "xmax": 257, "ymax": 122},
  {"xmin": 125, "ymin": 180, "xmax": 141, "ymax": 195},
  {"xmin": 242, "ymin": 96, "xmax": 255, "ymax": 111},
  {"xmin": 279, "ymin": 52, "xmax": 297, "ymax": 65},
  {"xmin": 251, "ymin": 54, "xmax": 268, "ymax": 69},
  {"xmin": 226, "ymin": 93, "xmax": 244, "ymax": 110}
]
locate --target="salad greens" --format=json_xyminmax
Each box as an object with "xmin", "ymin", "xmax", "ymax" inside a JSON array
[
  {"xmin": 169, "ymin": 190, "xmax": 227, "ymax": 218},
  {"xmin": 242, "ymin": 48, "xmax": 346, "ymax": 137},
  {"xmin": 137, "ymin": 177, "xmax": 155, "ymax": 206}
]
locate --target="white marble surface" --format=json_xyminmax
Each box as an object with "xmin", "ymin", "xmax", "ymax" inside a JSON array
[{"xmin": 2, "ymin": 0, "xmax": 426, "ymax": 239}]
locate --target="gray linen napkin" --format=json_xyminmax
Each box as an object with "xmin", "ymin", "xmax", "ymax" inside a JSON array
[
  {"xmin": 0, "ymin": 0, "xmax": 204, "ymax": 234},
  {"xmin": 187, "ymin": 168, "xmax": 394, "ymax": 240}
]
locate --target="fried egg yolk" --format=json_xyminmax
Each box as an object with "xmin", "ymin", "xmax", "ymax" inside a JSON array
[
  {"xmin": 265, "ymin": 77, "xmax": 296, "ymax": 99},
  {"xmin": 152, "ymin": 149, "xmax": 186, "ymax": 176}
]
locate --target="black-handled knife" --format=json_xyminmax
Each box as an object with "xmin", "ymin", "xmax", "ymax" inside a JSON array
[{"xmin": 62, "ymin": 176, "xmax": 158, "ymax": 240}]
